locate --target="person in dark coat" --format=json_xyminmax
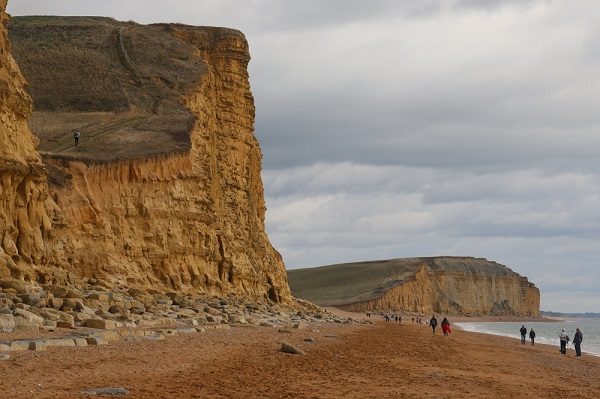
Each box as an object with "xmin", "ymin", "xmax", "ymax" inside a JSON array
[
  {"xmin": 430, "ymin": 315, "xmax": 438, "ymax": 334},
  {"xmin": 529, "ymin": 328, "xmax": 536, "ymax": 345},
  {"xmin": 573, "ymin": 328, "xmax": 583, "ymax": 357},
  {"xmin": 520, "ymin": 325, "xmax": 527, "ymax": 344}
]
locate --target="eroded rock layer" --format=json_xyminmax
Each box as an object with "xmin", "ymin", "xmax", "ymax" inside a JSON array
[
  {"xmin": 0, "ymin": 1, "xmax": 52, "ymax": 281},
  {"xmin": 1, "ymin": 10, "xmax": 291, "ymax": 303},
  {"xmin": 288, "ymin": 257, "xmax": 540, "ymax": 316}
]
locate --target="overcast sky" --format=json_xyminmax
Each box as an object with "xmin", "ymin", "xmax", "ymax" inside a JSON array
[{"xmin": 8, "ymin": 1, "xmax": 600, "ymax": 312}]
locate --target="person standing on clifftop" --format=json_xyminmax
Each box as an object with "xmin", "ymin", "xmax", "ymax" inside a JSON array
[
  {"xmin": 529, "ymin": 328, "xmax": 536, "ymax": 345},
  {"xmin": 573, "ymin": 328, "xmax": 583, "ymax": 357},
  {"xmin": 430, "ymin": 315, "xmax": 438, "ymax": 334},
  {"xmin": 73, "ymin": 130, "xmax": 81, "ymax": 146},
  {"xmin": 520, "ymin": 325, "xmax": 527, "ymax": 344}
]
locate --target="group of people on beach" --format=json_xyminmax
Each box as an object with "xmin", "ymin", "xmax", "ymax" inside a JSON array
[
  {"xmin": 520, "ymin": 325, "xmax": 583, "ymax": 356},
  {"xmin": 370, "ymin": 313, "xmax": 452, "ymax": 336}
]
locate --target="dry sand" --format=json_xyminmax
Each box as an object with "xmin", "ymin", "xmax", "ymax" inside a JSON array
[{"xmin": 1, "ymin": 317, "xmax": 599, "ymax": 399}]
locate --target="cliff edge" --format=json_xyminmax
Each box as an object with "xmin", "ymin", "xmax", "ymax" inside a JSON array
[
  {"xmin": 1, "ymin": 9, "xmax": 291, "ymax": 303},
  {"xmin": 287, "ymin": 257, "xmax": 540, "ymax": 316}
]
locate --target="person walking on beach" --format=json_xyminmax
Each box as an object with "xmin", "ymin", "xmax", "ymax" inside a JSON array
[
  {"xmin": 573, "ymin": 328, "xmax": 583, "ymax": 357},
  {"xmin": 441, "ymin": 317, "xmax": 451, "ymax": 336},
  {"xmin": 559, "ymin": 328, "xmax": 569, "ymax": 355},
  {"xmin": 529, "ymin": 328, "xmax": 536, "ymax": 345},
  {"xmin": 73, "ymin": 130, "xmax": 81, "ymax": 146},
  {"xmin": 520, "ymin": 325, "xmax": 527, "ymax": 344},
  {"xmin": 430, "ymin": 315, "xmax": 438, "ymax": 334}
]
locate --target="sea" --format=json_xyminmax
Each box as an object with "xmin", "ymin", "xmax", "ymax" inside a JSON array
[{"xmin": 455, "ymin": 318, "xmax": 600, "ymax": 356}]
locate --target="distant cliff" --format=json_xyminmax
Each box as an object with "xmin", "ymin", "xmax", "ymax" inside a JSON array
[
  {"xmin": 1, "ymin": 10, "xmax": 291, "ymax": 303},
  {"xmin": 287, "ymin": 257, "xmax": 540, "ymax": 316}
]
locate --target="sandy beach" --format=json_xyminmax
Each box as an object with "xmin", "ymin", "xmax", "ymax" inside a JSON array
[{"xmin": 1, "ymin": 315, "xmax": 599, "ymax": 399}]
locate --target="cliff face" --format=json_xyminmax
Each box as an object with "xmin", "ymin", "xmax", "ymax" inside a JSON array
[
  {"xmin": 1, "ymin": 12, "xmax": 291, "ymax": 303},
  {"xmin": 0, "ymin": 1, "xmax": 52, "ymax": 281},
  {"xmin": 288, "ymin": 257, "xmax": 540, "ymax": 316},
  {"xmin": 44, "ymin": 26, "xmax": 291, "ymax": 302}
]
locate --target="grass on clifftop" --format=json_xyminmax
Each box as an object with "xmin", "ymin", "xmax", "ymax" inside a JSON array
[{"xmin": 8, "ymin": 16, "xmax": 207, "ymax": 162}]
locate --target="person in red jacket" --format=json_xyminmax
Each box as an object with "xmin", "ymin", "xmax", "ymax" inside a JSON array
[{"xmin": 441, "ymin": 317, "xmax": 451, "ymax": 336}]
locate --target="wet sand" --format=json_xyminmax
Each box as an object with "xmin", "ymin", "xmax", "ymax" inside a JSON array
[{"xmin": 1, "ymin": 318, "xmax": 599, "ymax": 398}]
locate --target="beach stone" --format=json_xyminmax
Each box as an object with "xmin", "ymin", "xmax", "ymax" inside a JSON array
[
  {"xmin": 0, "ymin": 306, "xmax": 12, "ymax": 314},
  {"xmin": 176, "ymin": 308, "xmax": 197, "ymax": 318},
  {"xmin": 14, "ymin": 308, "xmax": 44, "ymax": 325},
  {"xmin": 229, "ymin": 315, "xmax": 246, "ymax": 324},
  {"xmin": 204, "ymin": 306, "xmax": 221, "ymax": 316},
  {"xmin": 0, "ymin": 313, "xmax": 15, "ymax": 332},
  {"xmin": 281, "ymin": 342, "xmax": 305, "ymax": 355},
  {"xmin": 73, "ymin": 337, "xmax": 88, "ymax": 347},
  {"xmin": 48, "ymin": 338, "xmax": 76, "ymax": 348},
  {"xmin": 18, "ymin": 293, "xmax": 41, "ymax": 306},
  {"xmin": 82, "ymin": 387, "xmax": 129, "ymax": 396},
  {"xmin": 28, "ymin": 340, "xmax": 47, "ymax": 351},
  {"xmin": 85, "ymin": 319, "xmax": 116, "ymax": 330},
  {"xmin": 56, "ymin": 320, "xmax": 74, "ymax": 329},
  {"xmin": 86, "ymin": 292, "xmax": 110, "ymax": 302},
  {"xmin": 47, "ymin": 297, "xmax": 64, "ymax": 310},
  {"xmin": 85, "ymin": 336, "xmax": 107, "ymax": 346},
  {"xmin": 206, "ymin": 315, "xmax": 222, "ymax": 324},
  {"xmin": 9, "ymin": 341, "xmax": 30, "ymax": 351},
  {"xmin": 13, "ymin": 316, "xmax": 40, "ymax": 332}
]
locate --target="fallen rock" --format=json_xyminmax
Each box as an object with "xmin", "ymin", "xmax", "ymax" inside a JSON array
[
  {"xmin": 0, "ymin": 314, "xmax": 15, "ymax": 332},
  {"xmin": 85, "ymin": 319, "xmax": 116, "ymax": 330},
  {"xmin": 14, "ymin": 308, "xmax": 44, "ymax": 325},
  {"xmin": 56, "ymin": 320, "xmax": 75, "ymax": 329},
  {"xmin": 281, "ymin": 342, "xmax": 305, "ymax": 355},
  {"xmin": 304, "ymin": 338, "xmax": 316, "ymax": 343},
  {"xmin": 0, "ymin": 354, "xmax": 9, "ymax": 361},
  {"xmin": 85, "ymin": 336, "xmax": 107, "ymax": 346},
  {"xmin": 28, "ymin": 340, "xmax": 47, "ymax": 351},
  {"xmin": 82, "ymin": 387, "xmax": 129, "ymax": 396},
  {"xmin": 13, "ymin": 316, "xmax": 41, "ymax": 332},
  {"xmin": 228, "ymin": 315, "xmax": 246, "ymax": 324}
]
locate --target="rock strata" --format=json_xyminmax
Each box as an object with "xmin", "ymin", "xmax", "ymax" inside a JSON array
[{"xmin": 0, "ymin": 9, "xmax": 291, "ymax": 304}]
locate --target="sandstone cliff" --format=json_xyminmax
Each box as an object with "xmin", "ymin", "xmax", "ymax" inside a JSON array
[
  {"xmin": 0, "ymin": 1, "xmax": 53, "ymax": 281},
  {"xmin": 1, "ymin": 11, "xmax": 291, "ymax": 303},
  {"xmin": 287, "ymin": 257, "xmax": 540, "ymax": 316}
]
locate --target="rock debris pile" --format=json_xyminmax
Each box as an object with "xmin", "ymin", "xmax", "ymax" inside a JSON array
[{"xmin": 0, "ymin": 280, "xmax": 362, "ymax": 357}]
